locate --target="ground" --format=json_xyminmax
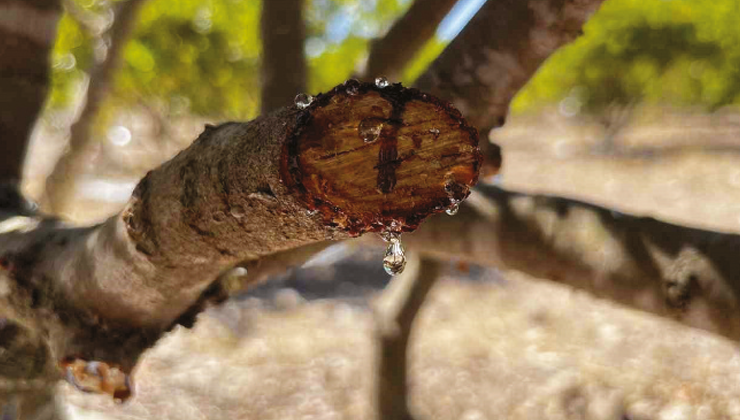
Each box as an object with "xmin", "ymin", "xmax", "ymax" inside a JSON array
[{"xmin": 23, "ymin": 107, "xmax": 740, "ymax": 419}]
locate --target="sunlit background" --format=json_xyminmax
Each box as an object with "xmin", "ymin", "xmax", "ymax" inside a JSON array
[{"xmin": 19, "ymin": 0, "xmax": 740, "ymax": 418}]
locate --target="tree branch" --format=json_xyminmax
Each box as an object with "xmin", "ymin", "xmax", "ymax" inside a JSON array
[
  {"xmin": 0, "ymin": 0, "xmax": 62, "ymax": 184},
  {"xmin": 406, "ymin": 185, "xmax": 740, "ymax": 341},
  {"xmin": 44, "ymin": 0, "xmax": 147, "ymax": 217},
  {"xmin": 363, "ymin": 0, "xmax": 458, "ymax": 82},
  {"xmin": 260, "ymin": 0, "xmax": 306, "ymax": 114},
  {"xmin": 414, "ymin": 0, "xmax": 605, "ymax": 174},
  {"xmin": 1, "ymin": 81, "xmax": 480, "ymax": 390}
]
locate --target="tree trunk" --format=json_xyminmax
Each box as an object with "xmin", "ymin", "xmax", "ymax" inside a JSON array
[
  {"xmin": 260, "ymin": 0, "xmax": 306, "ymax": 114},
  {"xmin": 0, "ymin": 0, "xmax": 62, "ymax": 184},
  {"xmin": 374, "ymin": 253, "xmax": 443, "ymax": 420}
]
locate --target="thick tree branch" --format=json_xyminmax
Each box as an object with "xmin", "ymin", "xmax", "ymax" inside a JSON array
[
  {"xmin": 260, "ymin": 0, "xmax": 306, "ymax": 114},
  {"xmin": 1, "ymin": 82, "xmax": 480, "ymax": 388},
  {"xmin": 0, "ymin": 0, "xmax": 62, "ymax": 184},
  {"xmin": 363, "ymin": 0, "xmax": 458, "ymax": 82},
  {"xmin": 406, "ymin": 185, "xmax": 740, "ymax": 341},
  {"xmin": 415, "ymin": 0, "xmax": 605, "ymax": 174},
  {"xmin": 45, "ymin": 0, "xmax": 147, "ymax": 217}
]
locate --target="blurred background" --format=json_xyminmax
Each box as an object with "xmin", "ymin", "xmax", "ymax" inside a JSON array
[{"xmin": 20, "ymin": 0, "xmax": 740, "ymax": 418}]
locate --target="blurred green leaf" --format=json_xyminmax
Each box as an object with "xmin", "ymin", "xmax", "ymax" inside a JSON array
[
  {"xmin": 50, "ymin": 0, "xmax": 412, "ymax": 119},
  {"xmin": 513, "ymin": 0, "xmax": 740, "ymax": 114}
]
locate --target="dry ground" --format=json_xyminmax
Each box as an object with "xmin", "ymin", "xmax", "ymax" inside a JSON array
[{"xmin": 23, "ymin": 107, "xmax": 740, "ymax": 419}]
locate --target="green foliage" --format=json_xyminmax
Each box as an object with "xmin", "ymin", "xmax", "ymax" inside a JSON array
[
  {"xmin": 50, "ymin": 0, "xmax": 411, "ymax": 118},
  {"xmin": 305, "ymin": 0, "xmax": 410, "ymax": 93},
  {"xmin": 116, "ymin": 0, "xmax": 262, "ymax": 118},
  {"xmin": 308, "ymin": 36, "xmax": 367, "ymax": 93},
  {"xmin": 512, "ymin": 0, "xmax": 740, "ymax": 114},
  {"xmin": 49, "ymin": 14, "xmax": 95, "ymax": 107}
]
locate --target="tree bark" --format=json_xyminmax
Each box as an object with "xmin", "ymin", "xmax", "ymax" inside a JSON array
[
  {"xmin": 406, "ymin": 185, "xmax": 740, "ymax": 341},
  {"xmin": 260, "ymin": 0, "xmax": 306, "ymax": 114},
  {"xmin": 415, "ymin": 0, "xmax": 605, "ymax": 174},
  {"xmin": 363, "ymin": 0, "xmax": 458, "ymax": 82},
  {"xmin": 0, "ymin": 0, "xmax": 61, "ymax": 184},
  {"xmin": 44, "ymin": 0, "xmax": 148, "ymax": 217},
  {"xmin": 1, "ymin": 81, "xmax": 480, "ymax": 390}
]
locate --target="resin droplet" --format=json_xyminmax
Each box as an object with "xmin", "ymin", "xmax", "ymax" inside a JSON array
[
  {"xmin": 229, "ymin": 205, "xmax": 245, "ymax": 219},
  {"xmin": 381, "ymin": 230, "xmax": 400, "ymax": 243},
  {"xmin": 375, "ymin": 76, "xmax": 389, "ymax": 88},
  {"xmin": 444, "ymin": 176, "xmax": 466, "ymax": 216},
  {"xmin": 344, "ymin": 79, "xmax": 360, "ymax": 96},
  {"xmin": 294, "ymin": 93, "xmax": 313, "ymax": 110},
  {"xmin": 383, "ymin": 237, "xmax": 406, "ymax": 276},
  {"xmin": 429, "ymin": 128, "xmax": 440, "ymax": 135},
  {"xmin": 359, "ymin": 117, "xmax": 384, "ymax": 143}
]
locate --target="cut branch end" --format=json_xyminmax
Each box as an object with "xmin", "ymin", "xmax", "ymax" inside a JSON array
[{"xmin": 283, "ymin": 80, "xmax": 483, "ymax": 235}]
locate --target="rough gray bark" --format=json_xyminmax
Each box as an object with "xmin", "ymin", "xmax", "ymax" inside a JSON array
[
  {"xmin": 415, "ymin": 0, "xmax": 605, "ymax": 174},
  {"xmin": 1, "ymin": 82, "xmax": 480, "ymax": 397},
  {"xmin": 363, "ymin": 0, "xmax": 459, "ymax": 82},
  {"xmin": 45, "ymin": 0, "xmax": 148, "ymax": 217},
  {"xmin": 260, "ymin": 0, "xmax": 306, "ymax": 114},
  {"xmin": 0, "ymin": 0, "xmax": 61, "ymax": 184},
  {"xmin": 406, "ymin": 185, "xmax": 740, "ymax": 341}
]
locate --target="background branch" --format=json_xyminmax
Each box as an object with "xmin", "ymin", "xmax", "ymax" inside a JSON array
[
  {"xmin": 0, "ymin": 0, "xmax": 62, "ymax": 184},
  {"xmin": 363, "ymin": 0, "xmax": 458, "ymax": 82},
  {"xmin": 414, "ymin": 0, "xmax": 605, "ymax": 173},
  {"xmin": 407, "ymin": 185, "xmax": 740, "ymax": 341},
  {"xmin": 260, "ymin": 0, "xmax": 306, "ymax": 114},
  {"xmin": 374, "ymin": 253, "xmax": 442, "ymax": 420},
  {"xmin": 44, "ymin": 0, "xmax": 147, "ymax": 217}
]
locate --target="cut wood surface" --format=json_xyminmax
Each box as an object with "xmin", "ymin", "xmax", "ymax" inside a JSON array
[
  {"xmin": 0, "ymin": 81, "xmax": 481, "ymax": 386},
  {"xmin": 288, "ymin": 80, "xmax": 481, "ymax": 235}
]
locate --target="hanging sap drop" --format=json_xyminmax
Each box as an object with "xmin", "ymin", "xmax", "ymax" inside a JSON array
[
  {"xmin": 358, "ymin": 117, "xmax": 384, "ymax": 143},
  {"xmin": 446, "ymin": 202, "xmax": 460, "ymax": 216},
  {"xmin": 381, "ymin": 230, "xmax": 400, "ymax": 243},
  {"xmin": 375, "ymin": 76, "xmax": 389, "ymax": 88},
  {"xmin": 383, "ymin": 238, "xmax": 406, "ymax": 276},
  {"xmin": 294, "ymin": 93, "xmax": 314, "ymax": 110}
]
